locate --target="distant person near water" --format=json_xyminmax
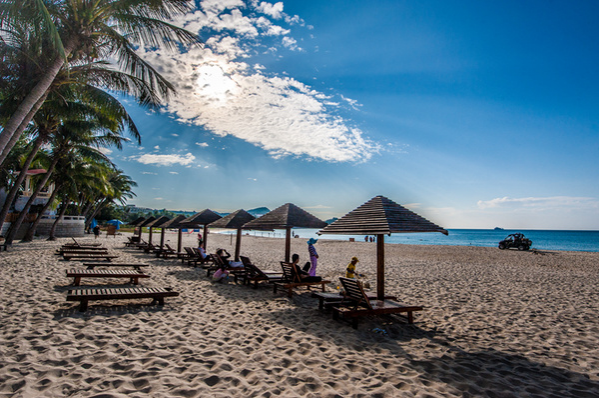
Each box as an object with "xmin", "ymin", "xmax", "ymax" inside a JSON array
[{"xmin": 307, "ymin": 238, "xmax": 319, "ymax": 276}]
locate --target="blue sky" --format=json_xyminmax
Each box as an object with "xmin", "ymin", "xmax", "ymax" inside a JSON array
[{"xmin": 107, "ymin": 0, "xmax": 599, "ymax": 230}]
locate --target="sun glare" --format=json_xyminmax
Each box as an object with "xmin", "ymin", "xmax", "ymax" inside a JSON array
[{"xmin": 195, "ymin": 64, "xmax": 239, "ymax": 104}]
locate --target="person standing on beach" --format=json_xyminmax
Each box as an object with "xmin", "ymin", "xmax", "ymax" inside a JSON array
[
  {"xmin": 306, "ymin": 238, "xmax": 319, "ymax": 276},
  {"xmin": 346, "ymin": 257, "xmax": 359, "ymax": 278},
  {"xmin": 197, "ymin": 232, "xmax": 203, "ymax": 247}
]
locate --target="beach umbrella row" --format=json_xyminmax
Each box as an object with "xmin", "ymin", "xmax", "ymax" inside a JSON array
[{"xmin": 123, "ymin": 196, "xmax": 446, "ymax": 302}]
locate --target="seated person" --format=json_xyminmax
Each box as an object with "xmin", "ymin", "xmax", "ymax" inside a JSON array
[
  {"xmin": 290, "ymin": 253, "xmax": 322, "ymax": 282},
  {"xmin": 197, "ymin": 246, "xmax": 207, "ymax": 259},
  {"xmin": 216, "ymin": 248, "xmax": 243, "ymax": 268},
  {"xmin": 212, "ymin": 264, "xmax": 229, "ymax": 283}
]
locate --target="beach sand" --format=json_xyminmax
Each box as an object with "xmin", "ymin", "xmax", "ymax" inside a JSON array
[{"xmin": 1, "ymin": 232, "xmax": 598, "ymax": 397}]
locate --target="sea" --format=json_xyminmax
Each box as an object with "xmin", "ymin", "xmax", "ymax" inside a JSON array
[{"xmin": 227, "ymin": 229, "xmax": 599, "ymax": 253}]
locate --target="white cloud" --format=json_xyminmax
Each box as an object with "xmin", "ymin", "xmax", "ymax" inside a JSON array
[
  {"xmin": 154, "ymin": 197, "xmax": 163, "ymax": 200},
  {"xmin": 138, "ymin": 1, "xmax": 379, "ymax": 163},
  {"xmin": 169, "ymin": 171, "xmax": 179, "ymax": 174},
  {"xmin": 282, "ymin": 36, "xmax": 300, "ymax": 51},
  {"xmin": 196, "ymin": 142, "xmax": 209, "ymax": 147},
  {"xmin": 134, "ymin": 153, "xmax": 196, "ymax": 166},
  {"xmin": 477, "ymin": 196, "xmax": 599, "ymax": 210},
  {"xmin": 172, "ymin": 133, "xmax": 179, "ymax": 137},
  {"xmin": 256, "ymin": 1, "xmax": 284, "ymax": 19},
  {"xmin": 304, "ymin": 204, "xmax": 332, "ymax": 209},
  {"xmin": 141, "ymin": 171, "xmax": 158, "ymax": 175},
  {"xmin": 99, "ymin": 147, "xmax": 113, "ymax": 155}
]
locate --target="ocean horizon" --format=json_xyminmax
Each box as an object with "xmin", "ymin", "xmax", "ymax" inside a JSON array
[{"xmin": 216, "ymin": 228, "xmax": 599, "ymax": 253}]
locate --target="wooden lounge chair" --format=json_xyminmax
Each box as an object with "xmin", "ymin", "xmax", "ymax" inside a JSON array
[
  {"xmin": 181, "ymin": 247, "xmax": 211, "ymax": 266},
  {"xmin": 124, "ymin": 236, "xmax": 141, "ymax": 247},
  {"xmin": 311, "ymin": 290, "xmax": 397, "ymax": 311},
  {"xmin": 63, "ymin": 253, "xmax": 119, "ymax": 261},
  {"xmin": 239, "ymin": 256, "xmax": 284, "ymax": 288},
  {"xmin": 69, "ymin": 238, "xmax": 102, "ymax": 247},
  {"xmin": 331, "ymin": 277, "xmax": 423, "ymax": 329},
  {"xmin": 66, "ymin": 287, "xmax": 179, "ymax": 312},
  {"xmin": 66, "ymin": 268, "xmax": 150, "ymax": 286},
  {"xmin": 157, "ymin": 244, "xmax": 178, "ymax": 258},
  {"xmin": 82, "ymin": 262, "xmax": 149, "ymax": 271},
  {"xmin": 273, "ymin": 262, "xmax": 330, "ymax": 298},
  {"xmin": 57, "ymin": 247, "xmax": 108, "ymax": 255},
  {"xmin": 206, "ymin": 254, "xmax": 244, "ymax": 283}
]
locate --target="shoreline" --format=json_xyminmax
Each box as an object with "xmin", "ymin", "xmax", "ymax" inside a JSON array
[{"xmin": 1, "ymin": 233, "xmax": 598, "ymax": 397}]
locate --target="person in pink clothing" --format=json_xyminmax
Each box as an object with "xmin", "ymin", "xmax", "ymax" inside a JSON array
[{"xmin": 307, "ymin": 238, "xmax": 319, "ymax": 277}]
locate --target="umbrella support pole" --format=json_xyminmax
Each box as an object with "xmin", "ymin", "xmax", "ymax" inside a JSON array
[{"xmin": 377, "ymin": 234, "xmax": 385, "ymax": 300}]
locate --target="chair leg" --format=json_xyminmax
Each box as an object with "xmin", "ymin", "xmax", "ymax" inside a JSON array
[{"xmin": 407, "ymin": 311, "xmax": 414, "ymax": 324}]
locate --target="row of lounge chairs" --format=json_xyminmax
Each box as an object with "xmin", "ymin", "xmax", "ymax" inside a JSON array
[{"xmin": 59, "ymin": 240, "xmax": 179, "ymax": 311}]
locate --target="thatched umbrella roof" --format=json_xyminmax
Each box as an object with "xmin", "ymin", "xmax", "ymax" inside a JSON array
[
  {"xmin": 138, "ymin": 216, "xmax": 156, "ymax": 227},
  {"xmin": 181, "ymin": 209, "xmax": 222, "ymax": 226},
  {"xmin": 319, "ymin": 195, "xmax": 448, "ymax": 236},
  {"xmin": 208, "ymin": 209, "xmax": 255, "ymax": 261},
  {"xmin": 160, "ymin": 215, "xmax": 189, "ymax": 253},
  {"xmin": 145, "ymin": 216, "xmax": 171, "ymax": 228},
  {"xmin": 243, "ymin": 203, "xmax": 327, "ymax": 262},
  {"xmin": 180, "ymin": 209, "xmax": 222, "ymax": 249},
  {"xmin": 161, "ymin": 215, "xmax": 187, "ymax": 229},
  {"xmin": 243, "ymin": 203, "xmax": 327, "ymax": 230},
  {"xmin": 319, "ymin": 195, "xmax": 447, "ymax": 299},
  {"xmin": 128, "ymin": 216, "xmax": 146, "ymax": 226}
]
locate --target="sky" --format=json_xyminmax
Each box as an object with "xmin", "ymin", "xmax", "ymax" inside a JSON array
[{"xmin": 107, "ymin": 0, "xmax": 599, "ymax": 230}]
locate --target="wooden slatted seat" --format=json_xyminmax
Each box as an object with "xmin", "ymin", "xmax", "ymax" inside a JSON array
[
  {"xmin": 83, "ymin": 263, "xmax": 149, "ymax": 271},
  {"xmin": 63, "ymin": 253, "xmax": 119, "ymax": 261},
  {"xmin": 66, "ymin": 287, "xmax": 179, "ymax": 312},
  {"xmin": 66, "ymin": 269, "xmax": 150, "ymax": 286},
  {"xmin": 311, "ymin": 291, "xmax": 397, "ymax": 311},
  {"xmin": 239, "ymin": 256, "xmax": 284, "ymax": 288},
  {"xmin": 57, "ymin": 247, "xmax": 108, "ymax": 255},
  {"xmin": 273, "ymin": 262, "xmax": 330, "ymax": 298},
  {"xmin": 332, "ymin": 277, "xmax": 423, "ymax": 329}
]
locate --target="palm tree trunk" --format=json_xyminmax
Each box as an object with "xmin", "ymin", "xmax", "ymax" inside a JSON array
[
  {"xmin": 0, "ymin": 93, "xmax": 49, "ymax": 169},
  {"xmin": 0, "ymin": 135, "xmax": 46, "ymax": 235},
  {"xmin": 4, "ymin": 156, "xmax": 59, "ymax": 244},
  {"xmin": 48, "ymin": 196, "xmax": 69, "ymax": 241},
  {"xmin": 22, "ymin": 182, "xmax": 62, "ymax": 242},
  {"xmin": 0, "ymin": 38, "xmax": 75, "ymax": 162},
  {"xmin": 85, "ymin": 198, "xmax": 109, "ymax": 230}
]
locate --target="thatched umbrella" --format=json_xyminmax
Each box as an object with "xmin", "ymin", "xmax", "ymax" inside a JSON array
[
  {"xmin": 318, "ymin": 195, "xmax": 447, "ymax": 300},
  {"xmin": 144, "ymin": 216, "xmax": 170, "ymax": 245},
  {"xmin": 180, "ymin": 209, "xmax": 222, "ymax": 250},
  {"xmin": 242, "ymin": 203, "xmax": 327, "ymax": 262},
  {"xmin": 208, "ymin": 209, "xmax": 255, "ymax": 261},
  {"xmin": 137, "ymin": 216, "xmax": 156, "ymax": 242},
  {"xmin": 160, "ymin": 215, "xmax": 188, "ymax": 253},
  {"xmin": 128, "ymin": 216, "xmax": 146, "ymax": 226},
  {"xmin": 127, "ymin": 217, "xmax": 146, "ymax": 239}
]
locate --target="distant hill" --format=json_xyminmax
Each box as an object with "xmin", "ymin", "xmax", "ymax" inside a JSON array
[{"xmin": 247, "ymin": 207, "xmax": 270, "ymax": 218}]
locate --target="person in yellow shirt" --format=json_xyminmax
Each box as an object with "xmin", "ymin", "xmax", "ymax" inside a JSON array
[{"xmin": 346, "ymin": 257, "xmax": 359, "ymax": 278}]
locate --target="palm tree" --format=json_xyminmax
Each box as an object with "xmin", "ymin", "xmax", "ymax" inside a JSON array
[
  {"xmin": 84, "ymin": 170, "xmax": 137, "ymax": 231},
  {"xmin": 0, "ymin": 0, "xmax": 200, "ymax": 163},
  {"xmin": 43, "ymin": 153, "xmax": 111, "ymax": 241},
  {"xmin": 0, "ymin": 77, "xmax": 140, "ymax": 239}
]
